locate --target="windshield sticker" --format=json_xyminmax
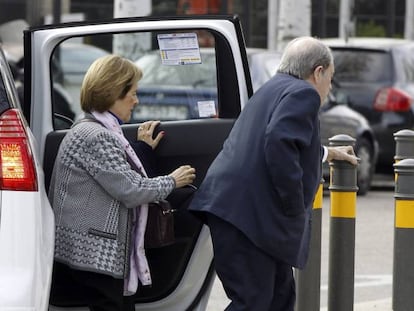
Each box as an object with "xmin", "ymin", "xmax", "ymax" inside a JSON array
[
  {"xmin": 197, "ymin": 100, "xmax": 217, "ymax": 118},
  {"xmin": 157, "ymin": 33, "xmax": 202, "ymax": 65}
]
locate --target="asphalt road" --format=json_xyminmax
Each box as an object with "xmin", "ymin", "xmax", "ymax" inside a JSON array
[{"xmin": 206, "ymin": 177, "xmax": 396, "ymax": 310}]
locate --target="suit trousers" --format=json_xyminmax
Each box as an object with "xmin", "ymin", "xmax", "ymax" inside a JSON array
[{"xmin": 207, "ymin": 213, "xmax": 296, "ymax": 311}]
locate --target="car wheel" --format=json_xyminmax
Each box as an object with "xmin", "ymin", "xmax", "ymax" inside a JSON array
[{"xmin": 356, "ymin": 137, "xmax": 374, "ymax": 195}]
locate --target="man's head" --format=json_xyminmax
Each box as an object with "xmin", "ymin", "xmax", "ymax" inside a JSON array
[{"xmin": 277, "ymin": 36, "xmax": 334, "ymax": 104}]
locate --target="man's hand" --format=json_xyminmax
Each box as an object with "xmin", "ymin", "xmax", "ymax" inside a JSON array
[{"xmin": 326, "ymin": 146, "xmax": 359, "ymax": 165}]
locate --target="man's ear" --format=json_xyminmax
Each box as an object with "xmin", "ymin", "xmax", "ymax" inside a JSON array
[{"xmin": 313, "ymin": 65, "xmax": 324, "ymax": 83}]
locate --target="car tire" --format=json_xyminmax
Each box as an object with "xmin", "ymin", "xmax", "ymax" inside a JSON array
[{"xmin": 356, "ymin": 137, "xmax": 374, "ymax": 196}]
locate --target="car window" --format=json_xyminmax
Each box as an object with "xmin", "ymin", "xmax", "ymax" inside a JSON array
[
  {"xmin": 134, "ymin": 47, "xmax": 217, "ymax": 122},
  {"xmin": 50, "ymin": 30, "xmax": 218, "ymax": 128},
  {"xmin": 399, "ymin": 47, "xmax": 414, "ymax": 83},
  {"xmin": 332, "ymin": 49, "xmax": 393, "ymax": 83}
]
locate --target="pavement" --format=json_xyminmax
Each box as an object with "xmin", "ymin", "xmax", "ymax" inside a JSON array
[
  {"xmin": 207, "ymin": 277, "xmax": 393, "ymax": 310},
  {"xmin": 321, "ymin": 298, "xmax": 392, "ymax": 311}
]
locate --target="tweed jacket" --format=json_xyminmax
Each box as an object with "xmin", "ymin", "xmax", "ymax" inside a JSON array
[{"xmin": 49, "ymin": 119, "xmax": 175, "ymax": 278}]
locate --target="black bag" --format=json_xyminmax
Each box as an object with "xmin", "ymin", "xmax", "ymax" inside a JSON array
[{"xmin": 145, "ymin": 200, "xmax": 176, "ymax": 248}]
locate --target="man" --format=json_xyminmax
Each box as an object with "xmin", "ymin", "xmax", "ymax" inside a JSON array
[{"xmin": 188, "ymin": 37, "xmax": 358, "ymax": 311}]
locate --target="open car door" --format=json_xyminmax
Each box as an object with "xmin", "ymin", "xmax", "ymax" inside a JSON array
[{"xmin": 24, "ymin": 15, "xmax": 253, "ymax": 310}]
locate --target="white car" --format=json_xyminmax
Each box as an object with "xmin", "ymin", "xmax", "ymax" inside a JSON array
[
  {"xmin": 1, "ymin": 16, "xmax": 253, "ymax": 310},
  {"xmin": 0, "ymin": 46, "xmax": 55, "ymax": 310}
]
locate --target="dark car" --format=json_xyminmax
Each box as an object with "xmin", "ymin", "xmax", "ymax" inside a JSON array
[
  {"xmin": 133, "ymin": 48, "xmax": 217, "ymax": 122},
  {"xmin": 247, "ymin": 49, "xmax": 378, "ymax": 195},
  {"xmin": 322, "ymin": 37, "xmax": 414, "ymax": 173}
]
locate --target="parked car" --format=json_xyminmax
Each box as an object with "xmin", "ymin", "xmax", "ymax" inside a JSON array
[
  {"xmin": 2, "ymin": 16, "xmax": 253, "ymax": 310},
  {"xmin": 247, "ymin": 48, "xmax": 378, "ymax": 195},
  {"xmin": 321, "ymin": 37, "xmax": 414, "ymax": 173},
  {"xmin": 132, "ymin": 48, "xmax": 217, "ymax": 121},
  {"xmin": 133, "ymin": 47, "xmax": 377, "ymax": 194},
  {"xmin": 3, "ymin": 41, "xmax": 109, "ymax": 128},
  {"xmin": 54, "ymin": 41, "xmax": 110, "ymax": 116},
  {"xmin": 0, "ymin": 16, "xmax": 379, "ymax": 310}
]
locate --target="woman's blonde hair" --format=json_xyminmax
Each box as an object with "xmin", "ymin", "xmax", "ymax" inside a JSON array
[{"xmin": 80, "ymin": 54, "xmax": 143, "ymax": 112}]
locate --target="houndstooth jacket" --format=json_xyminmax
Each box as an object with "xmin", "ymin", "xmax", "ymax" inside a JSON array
[{"xmin": 48, "ymin": 120, "xmax": 175, "ymax": 279}]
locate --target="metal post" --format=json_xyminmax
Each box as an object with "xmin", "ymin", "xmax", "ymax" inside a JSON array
[
  {"xmin": 295, "ymin": 179, "xmax": 324, "ymax": 311},
  {"xmin": 53, "ymin": 0, "xmax": 62, "ymax": 24},
  {"xmin": 394, "ymin": 129, "xmax": 414, "ymax": 181},
  {"xmin": 393, "ymin": 158, "xmax": 414, "ymax": 310},
  {"xmin": 267, "ymin": 0, "xmax": 280, "ymax": 51},
  {"xmin": 394, "ymin": 129, "xmax": 414, "ymax": 163},
  {"xmin": 327, "ymin": 134, "xmax": 358, "ymax": 311},
  {"xmin": 405, "ymin": 0, "xmax": 414, "ymax": 40}
]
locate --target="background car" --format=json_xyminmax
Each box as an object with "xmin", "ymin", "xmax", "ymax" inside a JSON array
[
  {"xmin": 133, "ymin": 47, "xmax": 378, "ymax": 194},
  {"xmin": 53, "ymin": 41, "xmax": 110, "ymax": 117},
  {"xmin": 247, "ymin": 48, "xmax": 378, "ymax": 195},
  {"xmin": 3, "ymin": 40, "xmax": 110, "ymax": 129},
  {"xmin": 321, "ymin": 37, "xmax": 414, "ymax": 174},
  {"xmin": 133, "ymin": 48, "xmax": 218, "ymax": 122}
]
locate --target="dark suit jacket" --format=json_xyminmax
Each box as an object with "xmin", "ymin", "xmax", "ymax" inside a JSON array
[{"xmin": 188, "ymin": 73, "xmax": 323, "ymax": 269}]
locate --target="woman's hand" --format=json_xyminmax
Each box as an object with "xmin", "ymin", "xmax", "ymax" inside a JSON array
[
  {"xmin": 137, "ymin": 120, "xmax": 165, "ymax": 150},
  {"xmin": 169, "ymin": 165, "xmax": 196, "ymax": 188}
]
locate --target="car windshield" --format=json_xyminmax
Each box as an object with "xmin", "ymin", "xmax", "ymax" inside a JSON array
[
  {"xmin": 332, "ymin": 49, "xmax": 392, "ymax": 83},
  {"xmin": 136, "ymin": 51, "xmax": 217, "ymax": 88}
]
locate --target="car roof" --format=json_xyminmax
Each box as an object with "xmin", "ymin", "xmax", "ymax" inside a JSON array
[{"xmin": 321, "ymin": 37, "xmax": 414, "ymax": 51}]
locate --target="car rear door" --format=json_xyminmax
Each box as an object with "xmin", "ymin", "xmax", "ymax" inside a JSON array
[{"xmin": 23, "ymin": 16, "xmax": 252, "ymax": 310}]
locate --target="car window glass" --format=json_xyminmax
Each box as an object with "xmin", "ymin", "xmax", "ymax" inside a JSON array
[
  {"xmin": 400, "ymin": 48, "xmax": 414, "ymax": 83},
  {"xmin": 332, "ymin": 50, "xmax": 392, "ymax": 83},
  {"xmin": 50, "ymin": 30, "xmax": 218, "ymax": 129}
]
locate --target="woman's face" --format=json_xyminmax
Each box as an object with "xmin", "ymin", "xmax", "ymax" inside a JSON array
[{"xmin": 110, "ymin": 85, "xmax": 139, "ymax": 123}]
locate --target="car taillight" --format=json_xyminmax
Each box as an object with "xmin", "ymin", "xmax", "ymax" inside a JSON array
[
  {"xmin": 373, "ymin": 87, "xmax": 412, "ymax": 112},
  {"xmin": 0, "ymin": 108, "xmax": 38, "ymax": 191}
]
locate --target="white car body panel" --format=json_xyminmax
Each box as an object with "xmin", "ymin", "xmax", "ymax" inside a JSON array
[{"xmin": 0, "ymin": 48, "xmax": 55, "ymax": 310}]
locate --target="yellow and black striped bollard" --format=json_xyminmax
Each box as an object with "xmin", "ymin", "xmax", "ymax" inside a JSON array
[
  {"xmin": 393, "ymin": 158, "xmax": 414, "ymax": 310},
  {"xmin": 327, "ymin": 134, "xmax": 358, "ymax": 311},
  {"xmin": 394, "ymin": 129, "xmax": 414, "ymax": 164},
  {"xmin": 295, "ymin": 179, "xmax": 324, "ymax": 311}
]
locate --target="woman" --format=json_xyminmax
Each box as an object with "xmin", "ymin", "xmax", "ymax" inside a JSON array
[{"xmin": 48, "ymin": 54, "xmax": 196, "ymax": 310}]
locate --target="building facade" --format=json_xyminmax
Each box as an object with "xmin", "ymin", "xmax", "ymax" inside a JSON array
[{"xmin": 0, "ymin": 0, "xmax": 408, "ymax": 48}]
